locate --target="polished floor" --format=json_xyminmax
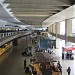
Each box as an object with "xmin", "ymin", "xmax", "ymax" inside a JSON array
[
  {"xmin": 0, "ymin": 36, "xmax": 74, "ymax": 75},
  {"xmin": 0, "ymin": 39, "xmax": 29, "ymax": 75},
  {"xmin": 56, "ymin": 38, "xmax": 75, "ymax": 75}
]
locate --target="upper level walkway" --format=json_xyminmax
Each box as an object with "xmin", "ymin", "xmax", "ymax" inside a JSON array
[{"xmin": 0, "ymin": 31, "xmax": 31, "ymax": 46}]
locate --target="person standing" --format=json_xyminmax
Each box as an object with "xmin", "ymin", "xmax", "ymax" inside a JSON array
[
  {"xmin": 57, "ymin": 61, "xmax": 61, "ymax": 70},
  {"xmin": 59, "ymin": 66, "xmax": 62, "ymax": 75},
  {"xmin": 24, "ymin": 59, "xmax": 26, "ymax": 69},
  {"xmin": 67, "ymin": 67, "xmax": 71, "ymax": 75},
  {"xmin": 32, "ymin": 68, "xmax": 37, "ymax": 75},
  {"xmin": 29, "ymin": 65, "xmax": 32, "ymax": 75}
]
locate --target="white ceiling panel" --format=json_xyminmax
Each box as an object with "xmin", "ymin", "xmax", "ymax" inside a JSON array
[
  {"xmin": 0, "ymin": 1, "xmax": 21, "ymax": 24},
  {"xmin": 43, "ymin": 5, "xmax": 75, "ymax": 27},
  {"xmin": 3, "ymin": 0, "xmax": 74, "ymax": 27}
]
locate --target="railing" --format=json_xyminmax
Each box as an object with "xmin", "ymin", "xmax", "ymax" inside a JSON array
[{"xmin": 0, "ymin": 31, "xmax": 31, "ymax": 46}]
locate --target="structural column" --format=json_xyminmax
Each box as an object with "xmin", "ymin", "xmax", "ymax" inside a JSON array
[
  {"xmin": 52, "ymin": 24, "xmax": 54, "ymax": 37},
  {"xmin": 50, "ymin": 25, "xmax": 52, "ymax": 33},
  {"xmin": 55, "ymin": 22, "xmax": 58, "ymax": 39},
  {"xmin": 65, "ymin": 19, "xmax": 72, "ymax": 46},
  {"xmin": 50, "ymin": 25, "xmax": 51, "ymax": 33},
  {"xmin": 12, "ymin": 39, "xmax": 18, "ymax": 45},
  {"xmin": 53, "ymin": 24, "xmax": 55, "ymax": 34},
  {"xmin": 56, "ymin": 22, "xmax": 60, "ymax": 35},
  {"xmin": 52, "ymin": 24, "xmax": 53, "ymax": 34},
  {"xmin": 26, "ymin": 36, "xmax": 28, "ymax": 46},
  {"xmin": 56, "ymin": 22, "xmax": 60, "ymax": 48},
  {"xmin": 48, "ymin": 26, "xmax": 50, "ymax": 33}
]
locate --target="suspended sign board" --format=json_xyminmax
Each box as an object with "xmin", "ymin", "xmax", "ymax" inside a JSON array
[{"xmin": 62, "ymin": 47, "xmax": 75, "ymax": 52}]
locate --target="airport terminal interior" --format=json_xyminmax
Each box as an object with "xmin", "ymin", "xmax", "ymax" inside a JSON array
[{"xmin": 0, "ymin": 0, "xmax": 75, "ymax": 75}]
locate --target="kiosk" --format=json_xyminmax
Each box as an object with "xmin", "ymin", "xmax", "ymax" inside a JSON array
[{"xmin": 62, "ymin": 47, "xmax": 74, "ymax": 60}]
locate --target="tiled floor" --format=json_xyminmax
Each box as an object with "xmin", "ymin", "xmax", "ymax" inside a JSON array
[{"xmin": 0, "ymin": 35, "xmax": 74, "ymax": 75}]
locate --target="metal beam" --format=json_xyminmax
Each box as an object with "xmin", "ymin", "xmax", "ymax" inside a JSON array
[
  {"xmin": 11, "ymin": 8, "xmax": 57, "ymax": 13},
  {"xmin": 13, "ymin": 12, "xmax": 53, "ymax": 14},
  {"xmin": 68, "ymin": 0, "xmax": 75, "ymax": 5},
  {"xmin": 7, "ymin": 4, "xmax": 63, "ymax": 10},
  {"xmin": 4, "ymin": 0, "xmax": 71, "ymax": 5}
]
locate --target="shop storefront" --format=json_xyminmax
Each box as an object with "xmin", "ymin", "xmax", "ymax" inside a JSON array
[{"xmin": 62, "ymin": 47, "xmax": 75, "ymax": 60}]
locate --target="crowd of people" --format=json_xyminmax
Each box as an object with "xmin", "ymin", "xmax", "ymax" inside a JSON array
[
  {"xmin": 50, "ymin": 61, "xmax": 62, "ymax": 75},
  {"xmin": 24, "ymin": 62, "xmax": 37, "ymax": 75},
  {"xmin": 62, "ymin": 52, "xmax": 74, "ymax": 60},
  {"xmin": 22, "ymin": 35, "xmax": 72, "ymax": 75},
  {"xmin": 51, "ymin": 61, "xmax": 71, "ymax": 75},
  {"xmin": 22, "ymin": 46, "xmax": 32, "ymax": 56},
  {"xmin": 24, "ymin": 58, "xmax": 71, "ymax": 75}
]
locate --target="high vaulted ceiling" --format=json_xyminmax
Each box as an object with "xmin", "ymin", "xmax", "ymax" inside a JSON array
[{"xmin": 4, "ymin": 0, "xmax": 74, "ymax": 27}]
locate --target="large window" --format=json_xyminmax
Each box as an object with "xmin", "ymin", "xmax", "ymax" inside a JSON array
[
  {"xmin": 72, "ymin": 18, "xmax": 75, "ymax": 35},
  {"xmin": 72, "ymin": 18, "xmax": 75, "ymax": 47},
  {"xmin": 60, "ymin": 21, "xmax": 65, "ymax": 35}
]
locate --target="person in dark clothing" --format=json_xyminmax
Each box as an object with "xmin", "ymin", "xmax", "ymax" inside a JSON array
[
  {"xmin": 66, "ymin": 52, "xmax": 69, "ymax": 59},
  {"xmin": 24, "ymin": 59, "xmax": 26, "ymax": 69},
  {"xmin": 29, "ymin": 65, "xmax": 32, "ymax": 75},
  {"xmin": 62, "ymin": 52, "xmax": 64, "ymax": 59},
  {"xmin": 67, "ymin": 67, "xmax": 71, "ymax": 75},
  {"xmin": 59, "ymin": 66, "xmax": 62, "ymax": 75},
  {"xmin": 32, "ymin": 68, "xmax": 37, "ymax": 75},
  {"xmin": 57, "ymin": 61, "xmax": 62, "ymax": 75},
  {"xmin": 69, "ymin": 52, "xmax": 72, "ymax": 59},
  {"xmin": 57, "ymin": 61, "xmax": 61, "ymax": 70},
  {"xmin": 25, "ymin": 67, "xmax": 29, "ymax": 74}
]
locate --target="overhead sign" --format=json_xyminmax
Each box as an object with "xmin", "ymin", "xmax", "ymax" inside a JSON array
[{"xmin": 63, "ymin": 47, "xmax": 75, "ymax": 51}]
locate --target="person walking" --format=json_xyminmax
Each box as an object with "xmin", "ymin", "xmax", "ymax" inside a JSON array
[{"xmin": 67, "ymin": 67, "xmax": 71, "ymax": 75}]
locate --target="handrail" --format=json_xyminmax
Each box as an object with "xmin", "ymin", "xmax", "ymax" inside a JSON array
[{"xmin": 0, "ymin": 31, "xmax": 31, "ymax": 46}]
